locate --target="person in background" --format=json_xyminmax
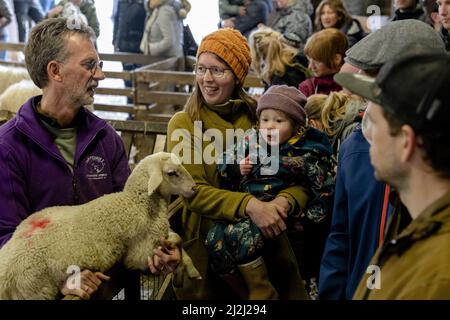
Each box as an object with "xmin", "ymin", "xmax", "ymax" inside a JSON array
[
  {"xmin": 113, "ymin": 0, "xmax": 146, "ymax": 95},
  {"xmin": 265, "ymin": 0, "xmax": 313, "ymax": 50},
  {"xmin": 112, "ymin": 0, "xmax": 119, "ymax": 20},
  {"xmin": 48, "ymin": 0, "xmax": 88, "ymax": 26},
  {"xmin": 421, "ymin": 0, "xmax": 442, "ymax": 31},
  {"xmin": 299, "ymin": 28, "xmax": 347, "ymax": 97},
  {"xmin": 305, "ymin": 91, "xmax": 364, "ymax": 157},
  {"xmin": 318, "ymin": 19, "xmax": 446, "ymax": 300},
  {"xmin": 39, "ymin": 0, "xmax": 55, "ymax": 13},
  {"xmin": 219, "ymin": 0, "xmax": 247, "ymax": 20},
  {"xmin": 219, "ymin": 0, "xmax": 272, "ymax": 21},
  {"xmin": 314, "ymin": 0, "xmax": 366, "ymax": 47},
  {"xmin": 437, "ymin": 0, "xmax": 450, "ymax": 51},
  {"xmin": 220, "ymin": 0, "xmax": 271, "ymax": 38},
  {"xmin": 0, "ymin": 0, "xmax": 13, "ymax": 60},
  {"xmin": 47, "ymin": 0, "xmax": 100, "ymax": 38},
  {"xmin": 249, "ymin": 26, "xmax": 309, "ymax": 89},
  {"xmin": 13, "ymin": 0, "xmax": 44, "ymax": 42},
  {"xmin": 140, "ymin": 0, "xmax": 184, "ymax": 57},
  {"xmin": 337, "ymin": 52, "xmax": 450, "ymax": 300},
  {"xmin": 167, "ymin": 28, "xmax": 308, "ymax": 300},
  {"xmin": 0, "ymin": 18, "xmax": 180, "ymax": 299},
  {"xmin": 392, "ymin": 0, "xmax": 426, "ymax": 21}
]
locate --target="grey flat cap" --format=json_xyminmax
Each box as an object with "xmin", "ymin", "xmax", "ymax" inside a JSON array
[{"xmin": 345, "ymin": 20, "xmax": 446, "ymax": 71}]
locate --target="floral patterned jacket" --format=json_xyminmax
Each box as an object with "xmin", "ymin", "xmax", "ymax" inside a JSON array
[{"xmin": 218, "ymin": 127, "xmax": 335, "ymax": 223}]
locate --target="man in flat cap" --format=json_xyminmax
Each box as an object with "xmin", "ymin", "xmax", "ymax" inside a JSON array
[
  {"xmin": 318, "ymin": 19, "xmax": 446, "ymax": 300},
  {"xmin": 335, "ymin": 53, "xmax": 450, "ymax": 299}
]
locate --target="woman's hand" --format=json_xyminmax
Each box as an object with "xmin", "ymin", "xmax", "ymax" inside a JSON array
[
  {"xmin": 148, "ymin": 237, "xmax": 181, "ymax": 276},
  {"xmin": 60, "ymin": 269, "xmax": 110, "ymax": 300},
  {"xmin": 270, "ymin": 196, "xmax": 291, "ymax": 220},
  {"xmin": 245, "ymin": 197, "xmax": 287, "ymax": 239}
]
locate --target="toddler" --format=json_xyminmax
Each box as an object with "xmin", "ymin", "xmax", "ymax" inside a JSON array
[{"xmin": 205, "ymin": 85, "xmax": 334, "ymax": 299}]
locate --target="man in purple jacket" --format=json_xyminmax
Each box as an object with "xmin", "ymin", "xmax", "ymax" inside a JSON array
[{"xmin": 0, "ymin": 18, "xmax": 179, "ymax": 299}]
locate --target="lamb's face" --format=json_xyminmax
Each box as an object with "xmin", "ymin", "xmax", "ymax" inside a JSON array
[{"xmin": 160, "ymin": 154, "xmax": 196, "ymax": 199}]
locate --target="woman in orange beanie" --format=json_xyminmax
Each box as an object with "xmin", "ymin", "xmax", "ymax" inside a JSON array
[{"xmin": 167, "ymin": 28, "xmax": 308, "ymax": 300}]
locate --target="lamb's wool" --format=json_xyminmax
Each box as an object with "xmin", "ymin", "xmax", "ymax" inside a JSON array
[
  {"xmin": 0, "ymin": 66, "xmax": 31, "ymax": 95},
  {"xmin": 0, "ymin": 80, "xmax": 42, "ymax": 114},
  {"xmin": 0, "ymin": 152, "xmax": 198, "ymax": 300}
]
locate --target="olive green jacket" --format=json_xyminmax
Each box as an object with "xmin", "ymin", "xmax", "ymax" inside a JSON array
[
  {"xmin": 353, "ymin": 190, "xmax": 450, "ymax": 299},
  {"xmin": 167, "ymin": 100, "xmax": 309, "ymax": 300}
]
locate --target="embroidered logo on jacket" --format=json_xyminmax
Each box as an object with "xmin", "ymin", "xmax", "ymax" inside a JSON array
[{"xmin": 85, "ymin": 156, "xmax": 107, "ymax": 180}]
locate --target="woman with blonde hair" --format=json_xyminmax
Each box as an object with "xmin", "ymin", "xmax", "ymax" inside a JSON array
[
  {"xmin": 249, "ymin": 26, "xmax": 309, "ymax": 88},
  {"xmin": 304, "ymin": 91, "xmax": 364, "ymax": 155},
  {"xmin": 314, "ymin": 0, "xmax": 365, "ymax": 46}
]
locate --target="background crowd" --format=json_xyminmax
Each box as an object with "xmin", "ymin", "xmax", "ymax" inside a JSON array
[{"xmin": 0, "ymin": 0, "xmax": 450, "ymax": 301}]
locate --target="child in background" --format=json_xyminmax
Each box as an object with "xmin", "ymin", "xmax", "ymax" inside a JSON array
[
  {"xmin": 304, "ymin": 91, "xmax": 365, "ymax": 156},
  {"xmin": 205, "ymin": 85, "xmax": 335, "ymax": 299},
  {"xmin": 298, "ymin": 28, "xmax": 348, "ymax": 97},
  {"xmin": 249, "ymin": 26, "xmax": 310, "ymax": 89},
  {"xmin": 47, "ymin": 0, "xmax": 88, "ymax": 26}
]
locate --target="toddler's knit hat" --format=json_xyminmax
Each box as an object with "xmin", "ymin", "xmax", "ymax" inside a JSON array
[{"xmin": 257, "ymin": 85, "xmax": 307, "ymax": 126}]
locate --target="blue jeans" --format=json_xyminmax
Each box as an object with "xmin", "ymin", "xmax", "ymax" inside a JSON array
[
  {"xmin": 13, "ymin": 0, "xmax": 44, "ymax": 42},
  {"xmin": 0, "ymin": 33, "xmax": 7, "ymax": 60},
  {"xmin": 39, "ymin": 0, "xmax": 55, "ymax": 13}
]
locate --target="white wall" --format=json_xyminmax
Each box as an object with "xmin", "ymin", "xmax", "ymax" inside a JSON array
[{"xmin": 184, "ymin": 0, "xmax": 219, "ymax": 44}]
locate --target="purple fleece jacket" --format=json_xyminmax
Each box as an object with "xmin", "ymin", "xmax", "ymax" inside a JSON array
[{"xmin": 0, "ymin": 96, "xmax": 131, "ymax": 248}]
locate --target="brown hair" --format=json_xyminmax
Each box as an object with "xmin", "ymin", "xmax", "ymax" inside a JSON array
[
  {"xmin": 314, "ymin": 0, "xmax": 353, "ymax": 31},
  {"xmin": 25, "ymin": 18, "xmax": 95, "ymax": 89},
  {"xmin": 184, "ymin": 83, "xmax": 257, "ymax": 122},
  {"xmin": 304, "ymin": 28, "xmax": 348, "ymax": 69}
]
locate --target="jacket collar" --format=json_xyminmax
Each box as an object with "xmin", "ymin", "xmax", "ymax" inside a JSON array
[
  {"xmin": 379, "ymin": 189, "xmax": 450, "ymax": 263},
  {"xmin": 200, "ymin": 99, "xmax": 253, "ymax": 132},
  {"xmin": 16, "ymin": 96, "xmax": 107, "ymax": 164}
]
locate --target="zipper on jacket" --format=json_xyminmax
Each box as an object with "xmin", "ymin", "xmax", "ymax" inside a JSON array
[{"xmin": 72, "ymin": 164, "xmax": 80, "ymax": 205}]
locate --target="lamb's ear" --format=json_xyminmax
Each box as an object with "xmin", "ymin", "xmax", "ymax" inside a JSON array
[
  {"xmin": 147, "ymin": 166, "xmax": 163, "ymax": 196},
  {"xmin": 170, "ymin": 153, "xmax": 182, "ymax": 165}
]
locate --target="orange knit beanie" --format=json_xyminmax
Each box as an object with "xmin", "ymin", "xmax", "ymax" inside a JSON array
[{"xmin": 196, "ymin": 28, "xmax": 251, "ymax": 85}]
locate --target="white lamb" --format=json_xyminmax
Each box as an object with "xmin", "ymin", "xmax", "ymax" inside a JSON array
[
  {"xmin": 0, "ymin": 80, "xmax": 42, "ymax": 114},
  {"xmin": 0, "ymin": 65, "xmax": 31, "ymax": 94},
  {"xmin": 0, "ymin": 152, "xmax": 199, "ymax": 300}
]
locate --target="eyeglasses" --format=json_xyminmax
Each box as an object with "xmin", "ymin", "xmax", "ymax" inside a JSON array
[
  {"xmin": 84, "ymin": 60, "xmax": 103, "ymax": 75},
  {"xmin": 194, "ymin": 64, "xmax": 230, "ymax": 78}
]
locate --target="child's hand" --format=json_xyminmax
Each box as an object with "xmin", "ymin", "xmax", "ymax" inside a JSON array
[{"xmin": 239, "ymin": 156, "xmax": 253, "ymax": 176}]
